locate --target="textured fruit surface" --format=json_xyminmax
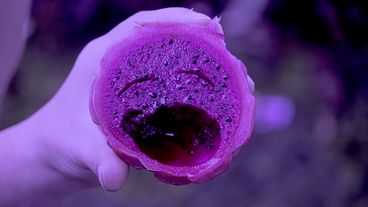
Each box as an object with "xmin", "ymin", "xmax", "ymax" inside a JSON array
[{"xmin": 90, "ymin": 8, "xmax": 255, "ymax": 185}]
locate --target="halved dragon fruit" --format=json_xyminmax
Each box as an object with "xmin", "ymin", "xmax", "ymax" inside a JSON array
[{"xmin": 90, "ymin": 8, "xmax": 255, "ymax": 185}]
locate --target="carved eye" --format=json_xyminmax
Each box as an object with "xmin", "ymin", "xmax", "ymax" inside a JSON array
[
  {"xmin": 176, "ymin": 69, "xmax": 214, "ymax": 87},
  {"xmin": 118, "ymin": 75, "xmax": 157, "ymax": 96}
]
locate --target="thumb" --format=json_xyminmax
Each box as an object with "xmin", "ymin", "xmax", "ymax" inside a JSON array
[{"xmin": 86, "ymin": 145, "xmax": 129, "ymax": 192}]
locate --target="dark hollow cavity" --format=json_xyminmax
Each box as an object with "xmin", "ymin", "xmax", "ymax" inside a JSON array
[{"xmin": 121, "ymin": 104, "xmax": 221, "ymax": 166}]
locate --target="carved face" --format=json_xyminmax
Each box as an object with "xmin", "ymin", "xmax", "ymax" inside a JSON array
[{"xmin": 91, "ymin": 21, "xmax": 254, "ymax": 184}]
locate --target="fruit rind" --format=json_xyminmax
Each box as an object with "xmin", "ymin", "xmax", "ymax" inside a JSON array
[{"xmin": 90, "ymin": 8, "xmax": 255, "ymax": 185}]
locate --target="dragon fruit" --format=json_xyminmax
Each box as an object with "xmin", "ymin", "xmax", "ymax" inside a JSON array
[{"xmin": 90, "ymin": 8, "xmax": 255, "ymax": 185}]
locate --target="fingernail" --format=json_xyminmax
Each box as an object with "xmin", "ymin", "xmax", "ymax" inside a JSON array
[{"xmin": 97, "ymin": 166, "xmax": 109, "ymax": 191}]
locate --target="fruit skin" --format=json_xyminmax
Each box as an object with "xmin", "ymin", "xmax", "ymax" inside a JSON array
[{"xmin": 90, "ymin": 8, "xmax": 255, "ymax": 185}]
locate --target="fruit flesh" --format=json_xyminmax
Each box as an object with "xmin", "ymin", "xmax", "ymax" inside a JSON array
[
  {"xmin": 91, "ymin": 15, "xmax": 256, "ymax": 184},
  {"xmin": 97, "ymin": 23, "xmax": 241, "ymax": 167}
]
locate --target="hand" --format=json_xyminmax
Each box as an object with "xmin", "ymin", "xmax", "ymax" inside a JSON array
[{"xmin": 0, "ymin": 32, "xmax": 129, "ymax": 206}]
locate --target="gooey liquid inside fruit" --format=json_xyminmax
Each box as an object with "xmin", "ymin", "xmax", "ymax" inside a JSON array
[{"xmin": 121, "ymin": 104, "xmax": 221, "ymax": 166}]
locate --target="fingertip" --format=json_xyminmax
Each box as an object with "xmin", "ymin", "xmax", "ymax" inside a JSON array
[
  {"xmin": 97, "ymin": 156, "xmax": 129, "ymax": 192},
  {"xmin": 247, "ymin": 75, "xmax": 255, "ymax": 93}
]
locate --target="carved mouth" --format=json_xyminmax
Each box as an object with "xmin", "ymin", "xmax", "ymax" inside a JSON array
[{"xmin": 121, "ymin": 103, "xmax": 221, "ymax": 166}]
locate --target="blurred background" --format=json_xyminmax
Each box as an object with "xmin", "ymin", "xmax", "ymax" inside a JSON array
[{"xmin": 1, "ymin": 0, "xmax": 368, "ymax": 206}]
